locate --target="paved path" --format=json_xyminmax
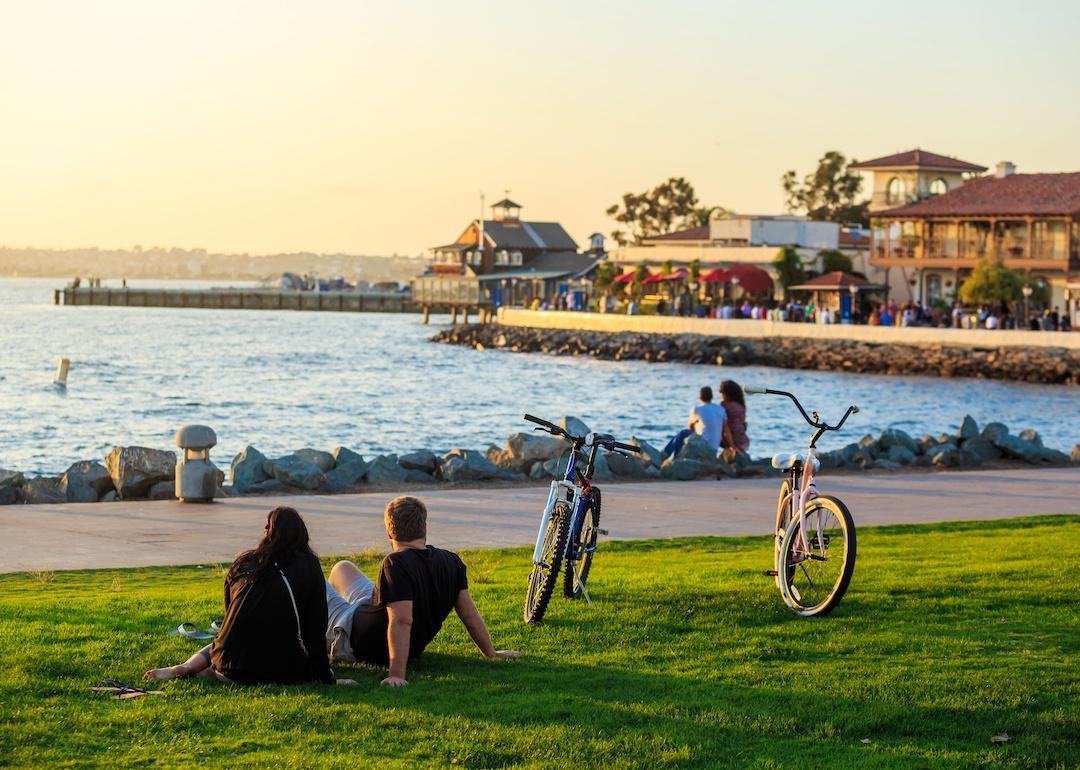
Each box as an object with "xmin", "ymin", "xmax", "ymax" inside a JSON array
[{"xmin": 2, "ymin": 467, "xmax": 1077, "ymax": 573}]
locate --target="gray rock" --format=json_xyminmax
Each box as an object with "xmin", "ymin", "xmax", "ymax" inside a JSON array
[
  {"xmin": 872, "ymin": 459, "xmax": 902, "ymax": 470},
  {"xmin": 332, "ymin": 447, "xmax": 365, "ymax": 468},
  {"xmin": 1017, "ymin": 429, "xmax": 1042, "ymax": 447},
  {"xmin": 105, "ymin": 446, "xmax": 177, "ymax": 499},
  {"xmin": 60, "ymin": 461, "xmax": 114, "ymax": 503},
  {"xmin": 528, "ymin": 461, "xmax": 549, "ymax": 480},
  {"xmin": 100, "ymin": 490, "xmax": 119, "ymax": 502},
  {"xmin": 956, "ymin": 446, "xmax": 984, "ymax": 468},
  {"xmin": 440, "ymin": 449, "xmax": 518, "ymax": 482},
  {"xmin": 1038, "ymin": 448, "xmax": 1070, "ymax": 464},
  {"xmin": 958, "ymin": 415, "xmax": 979, "ymax": 441},
  {"xmin": 856, "ymin": 434, "xmax": 880, "ymax": 460},
  {"xmin": 980, "ymin": 422, "xmax": 1009, "ymax": 443},
  {"xmin": 558, "ymin": 416, "xmax": 591, "ymax": 438},
  {"xmin": 264, "ymin": 455, "xmax": 326, "ymax": 490},
  {"xmin": 0, "ymin": 486, "xmax": 18, "ymax": 505},
  {"xmin": 885, "ymin": 446, "xmax": 917, "ymax": 466},
  {"xmin": 506, "ymin": 433, "xmax": 565, "ymax": 465},
  {"xmin": 993, "ymin": 434, "xmax": 1045, "ymax": 464},
  {"xmin": 644, "ymin": 464, "xmax": 661, "ymax": 478},
  {"xmin": 605, "ymin": 450, "xmax": 647, "ymax": 479},
  {"xmin": 398, "ymin": 450, "xmax": 438, "ymax": 475},
  {"xmin": 676, "ymin": 434, "xmax": 719, "ymax": 469},
  {"xmin": 716, "ymin": 458, "xmax": 737, "ymax": 477},
  {"xmin": 230, "ymin": 446, "xmax": 269, "ymax": 494},
  {"xmin": 660, "ymin": 457, "xmax": 703, "ymax": 480},
  {"xmin": 403, "ymin": 469, "xmax": 437, "ymax": 484},
  {"xmin": 959, "ymin": 438, "xmax": 1001, "ymax": 463},
  {"xmin": 365, "ymin": 455, "xmax": 410, "ymax": 485},
  {"xmin": 590, "ymin": 451, "xmax": 615, "ymax": 482},
  {"xmin": 246, "ymin": 479, "xmax": 289, "ymax": 494},
  {"xmin": 879, "ymin": 428, "xmax": 919, "ymax": 456},
  {"xmin": 148, "ymin": 480, "xmax": 175, "ymax": 500},
  {"xmin": 0, "ymin": 469, "xmax": 25, "ymax": 488},
  {"xmin": 323, "ymin": 460, "xmax": 369, "ymax": 492},
  {"xmin": 217, "ymin": 485, "xmax": 237, "ymax": 497},
  {"xmin": 1072, "ymin": 443, "xmax": 1080, "ymax": 463},
  {"xmin": 293, "ymin": 448, "xmax": 335, "ymax": 473},
  {"xmin": 930, "ymin": 447, "xmax": 958, "ymax": 468},
  {"xmin": 540, "ymin": 455, "xmax": 571, "ymax": 478},
  {"xmin": 630, "ymin": 437, "xmax": 664, "ymax": 468},
  {"xmin": 23, "ymin": 476, "xmax": 65, "ymax": 504}
]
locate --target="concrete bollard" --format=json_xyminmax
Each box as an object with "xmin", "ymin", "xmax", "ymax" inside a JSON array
[
  {"xmin": 53, "ymin": 357, "xmax": 70, "ymax": 388},
  {"xmin": 175, "ymin": 425, "xmax": 220, "ymax": 503}
]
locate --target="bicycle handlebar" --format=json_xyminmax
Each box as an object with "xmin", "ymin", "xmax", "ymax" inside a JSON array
[
  {"xmin": 743, "ymin": 388, "xmax": 859, "ymax": 432},
  {"xmin": 522, "ymin": 414, "xmax": 640, "ymax": 453}
]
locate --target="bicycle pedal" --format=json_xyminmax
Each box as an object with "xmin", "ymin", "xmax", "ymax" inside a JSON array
[
  {"xmin": 596, "ymin": 528, "xmax": 609, "ymax": 536},
  {"xmin": 763, "ymin": 570, "xmax": 778, "ymax": 577}
]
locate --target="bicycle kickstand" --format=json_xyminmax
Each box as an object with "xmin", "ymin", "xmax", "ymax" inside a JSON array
[{"xmin": 576, "ymin": 576, "xmax": 593, "ymax": 605}]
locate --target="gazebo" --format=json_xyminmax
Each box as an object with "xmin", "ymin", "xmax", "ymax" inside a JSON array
[{"xmin": 789, "ymin": 271, "xmax": 882, "ymax": 317}]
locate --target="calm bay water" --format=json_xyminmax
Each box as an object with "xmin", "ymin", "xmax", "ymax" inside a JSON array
[{"xmin": 0, "ymin": 277, "xmax": 1076, "ymax": 475}]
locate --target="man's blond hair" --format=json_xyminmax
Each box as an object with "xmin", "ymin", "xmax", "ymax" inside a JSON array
[{"xmin": 384, "ymin": 495, "xmax": 427, "ymax": 542}]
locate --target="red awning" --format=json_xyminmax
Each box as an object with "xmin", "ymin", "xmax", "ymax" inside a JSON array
[
  {"xmin": 612, "ymin": 270, "xmax": 640, "ymax": 284},
  {"xmin": 643, "ymin": 268, "xmax": 688, "ymax": 285},
  {"xmin": 727, "ymin": 263, "xmax": 773, "ymax": 293},
  {"xmin": 699, "ymin": 268, "xmax": 731, "ymax": 283}
]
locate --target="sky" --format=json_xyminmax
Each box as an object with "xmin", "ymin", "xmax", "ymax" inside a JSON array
[{"xmin": 2, "ymin": 0, "xmax": 1079, "ymax": 256}]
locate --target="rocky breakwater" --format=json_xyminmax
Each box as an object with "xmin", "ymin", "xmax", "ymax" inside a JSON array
[
  {"xmin": 431, "ymin": 324, "xmax": 1080, "ymax": 385},
  {"xmin": 0, "ymin": 446, "xmax": 180, "ymax": 505}
]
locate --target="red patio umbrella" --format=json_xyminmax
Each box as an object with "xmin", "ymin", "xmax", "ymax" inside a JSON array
[
  {"xmin": 612, "ymin": 270, "xmax": 637, "ymax": 284},
  {"xmin": 726, "ymin": 263, "xmax": 773, "ymax": 293},
  {"xmin": 699, "ymin": 268, "xmax": 731, "ymax": 283}
]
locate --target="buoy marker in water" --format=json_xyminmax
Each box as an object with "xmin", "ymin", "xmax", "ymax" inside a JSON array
[{"xmin": 53, "ymin": 357, "xmax": 70, "ymax": 389}]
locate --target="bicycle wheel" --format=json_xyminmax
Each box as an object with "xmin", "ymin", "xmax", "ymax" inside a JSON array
[
  {"xmin": 524, "ymin": 502, "xmax": 570, "ymax": 624},
  {"xmin": 564, "ymin": 488, "xmax": 601, "ymax": 599},
  {"xmin": 773, "ymin": 479, "xmax": 794, "ymax": 590},
  {"xmin": 778, "ymin": 495, "xmax": 856, "ymax": 617}
]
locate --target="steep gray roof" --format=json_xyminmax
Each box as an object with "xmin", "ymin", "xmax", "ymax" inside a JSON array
[{"xmin": 481, "ymin": 220, "xmax": 579, "ymax": 251}]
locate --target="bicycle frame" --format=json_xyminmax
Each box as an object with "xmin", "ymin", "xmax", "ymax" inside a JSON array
[{"xmin": 531, "ymin": 448, "xmax": 589, "ymax": 565}]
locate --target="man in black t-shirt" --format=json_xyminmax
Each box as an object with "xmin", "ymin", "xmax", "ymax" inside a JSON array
[{"xmin": 325, "ymin": 495, "xmax": 521, "ymax": 686}]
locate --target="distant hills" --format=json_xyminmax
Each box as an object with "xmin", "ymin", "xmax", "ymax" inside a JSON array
[{"xmin": 0, "ymin": 246, "xmax": 428, "ymax": 284}]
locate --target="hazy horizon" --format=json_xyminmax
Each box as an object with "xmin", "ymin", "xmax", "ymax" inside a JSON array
[{"xmin": 3, "ymin": 0, "xmax": 1079, "ymax": 256}]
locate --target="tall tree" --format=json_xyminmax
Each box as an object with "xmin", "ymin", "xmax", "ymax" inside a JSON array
[
  {"xmin": 958, "ymin": 257, "xmax": 1024, "ymax": 305},
  {"xmin": 782, "ymin": 151, "xmax": 868, "ymax": 225},
  {"xmin": 683, "ymin": 205, "xmax": 730, "ymax": 229},
  {"xmin": 773, "ymin": 246, "xmax": 806, "ymax": 298},
  {"xmin": 816, "ymin": 249, "xmax": 854, "ymax": 274},
  {"xmin": 606, "ymin": 177, "xmax": 699, "ymax": 245}
]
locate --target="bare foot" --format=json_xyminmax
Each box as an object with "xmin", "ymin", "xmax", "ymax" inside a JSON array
[{"xmin": 143, "ymin": 665, "xmax": 184, "ymax": 681}]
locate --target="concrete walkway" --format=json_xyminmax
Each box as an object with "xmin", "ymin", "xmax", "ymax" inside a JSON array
[{"xmin": 2, "ymin": 466, "xmax": 1077, "ymax": 573}]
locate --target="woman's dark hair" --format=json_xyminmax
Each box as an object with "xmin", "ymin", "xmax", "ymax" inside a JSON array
[
  {"xmin": 227, "ymin": 506, "xmax": 315, "ymax": 581},
  {"xmin": 719, "ymin": 379, "xmax": 745, "ymax": 407}
]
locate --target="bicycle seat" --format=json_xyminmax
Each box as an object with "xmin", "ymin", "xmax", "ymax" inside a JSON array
[{"xmin": 771, "ymin": 452, "xmax": 820, "ymax": 472}]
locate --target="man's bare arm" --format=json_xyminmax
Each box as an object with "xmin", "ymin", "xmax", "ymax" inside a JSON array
[
  {"xmin": 454, "ymin": 590, "xmax": 521, "ymax": 659},
  {"xmin": 382, "ymin": 600, "xmax": 413, "ymax": 686}
]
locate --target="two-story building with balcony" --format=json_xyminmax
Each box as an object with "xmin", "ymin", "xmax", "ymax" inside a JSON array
[{"xmin": 868, "ymin": 163, "xmax": 1080, "ymax": 310}]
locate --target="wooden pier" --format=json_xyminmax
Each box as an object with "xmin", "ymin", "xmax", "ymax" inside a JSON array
[{"xmin": 56, "ymin": 286, "xmax": 416, "ymax": 313}]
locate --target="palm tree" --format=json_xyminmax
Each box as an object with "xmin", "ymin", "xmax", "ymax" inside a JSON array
[{"xmin": 685, "ymin": 206, "xmax": 729, "ymax": 228}]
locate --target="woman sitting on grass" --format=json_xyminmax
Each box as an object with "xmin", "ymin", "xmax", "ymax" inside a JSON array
[{"xmin": 144, "ymin": 506, "xmax": 337, "ymax": 685}]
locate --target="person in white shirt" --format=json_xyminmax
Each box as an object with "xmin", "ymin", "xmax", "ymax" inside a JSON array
[
  {"xmin": 986, "ymin": 314, "xmax": 999, "ymax": 330},
  {"xmin": 662, "ymin": 386, "xmax": 729, "ymax": 458}
]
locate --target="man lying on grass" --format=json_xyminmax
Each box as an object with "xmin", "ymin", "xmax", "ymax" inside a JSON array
[{"xmin": 325, "ymin": 495, "xmax": 521, "ymax": 686}]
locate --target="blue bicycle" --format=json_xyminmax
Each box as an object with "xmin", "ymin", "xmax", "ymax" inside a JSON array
[{"xmin": 522, "ymin": 414, "xmax": 641, "ymax": 624}]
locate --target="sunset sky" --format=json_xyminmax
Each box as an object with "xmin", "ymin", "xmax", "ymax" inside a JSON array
[{"xmin": 2, "ymin": 0, "xmax": 1079, "ymax": 256}]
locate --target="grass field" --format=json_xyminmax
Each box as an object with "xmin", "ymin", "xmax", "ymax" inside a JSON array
[{"xmin": 1, "ymin": 516, "xmax": 1077, "ymax": 769}]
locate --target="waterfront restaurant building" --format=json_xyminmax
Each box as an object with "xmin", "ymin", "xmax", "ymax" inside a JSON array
[
  {"xmin": 413, "ymin": 198, "xmax": 597, "ymax": 309},
  {"xmin": 867, "ymin": 164, "xmax": 1080, "ymax": 313}
]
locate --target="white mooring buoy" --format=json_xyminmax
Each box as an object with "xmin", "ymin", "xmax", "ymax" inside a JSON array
[{"xmin": 53, "ymin": 357, "xmax": 70, "ymax": 388}]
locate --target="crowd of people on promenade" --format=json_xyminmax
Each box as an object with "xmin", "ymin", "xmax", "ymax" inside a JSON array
[
  {"xmin": 526, "ymin": 291, "xmax": 1075, "ymax": 332},
  {"xmin": 144, "ymin": 497, "xmax": 520, "ymax": 688}
]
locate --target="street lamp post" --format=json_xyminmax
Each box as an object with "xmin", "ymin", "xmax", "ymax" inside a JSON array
[
  {"xmin": 848, "ymin": 283, "xmax": 859, "ymax": 324},
  {"xmin": 1022, "ymin": 284, "xmax": 1033, "ymax": 327}
]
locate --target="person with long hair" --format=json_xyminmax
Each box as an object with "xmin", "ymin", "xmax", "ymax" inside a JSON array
[
  {"xmin": 144, "ymin": 506, "xmax": 337, "ymax": 685},
  {"xmin": 719, "ymin": 379, "xmax": 750, "ymax": 455}
]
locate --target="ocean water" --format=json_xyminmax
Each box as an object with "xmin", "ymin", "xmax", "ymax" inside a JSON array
[{"xmin": 0, "ymin": 277, "xmax": 1076, "ymax": 475}]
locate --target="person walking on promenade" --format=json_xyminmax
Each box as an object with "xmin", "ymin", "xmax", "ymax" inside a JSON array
[
  {"xmin": 325, "ymin": 496, "xmax": 521, "ymax": 687},
  {"xmin": 663, "ymin": 386, "xmax": 728, "ymax": 459},
  {"xmin": 144, "ymin": 506, "xmax": 337, "ymax": 686},
  {"xmin": 718, "ymin": 379, "xmax": 750, "ymax": 457}
]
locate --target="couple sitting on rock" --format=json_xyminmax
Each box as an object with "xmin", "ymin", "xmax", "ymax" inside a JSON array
[
  {"xmin": 145, "ymin": 496, "xmax": 519, "ymax": 687},
  {"xmin": 662, "ymin": 381, "xmax": 750, "ymax": 462}
]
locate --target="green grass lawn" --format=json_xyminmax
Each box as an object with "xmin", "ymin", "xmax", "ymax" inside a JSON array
[{"xmin": 1, "ymin": 516, "xmax": 1077, "ymax": 769}]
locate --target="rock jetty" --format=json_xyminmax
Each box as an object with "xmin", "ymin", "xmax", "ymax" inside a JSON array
[
  {"xmin": 0, "ymin": 416, "xmax": 1076, "ymax": 506},
  {"xmin": 431, "ymin": 324, "xmax": 1080, "ymax": 385}
]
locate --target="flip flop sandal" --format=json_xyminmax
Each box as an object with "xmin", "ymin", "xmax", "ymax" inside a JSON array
[
  {"xmin": 92, "ymin": 680, "xmax": 164, "ymax": 699},
  {"xmin": 208, "ymin": 619, "xmax": 223, "ymax": 634},
  {"xmin": 167, "ymin": 622, "xmax": 215, "ymax": 641}
]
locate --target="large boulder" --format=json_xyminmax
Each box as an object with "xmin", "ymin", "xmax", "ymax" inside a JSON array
[
  {"xmin": 558, "ymin": 416, "xmax": 591, "ymax": 438},
  {"xmin": 605, "ymin": 450, "xmax": 648, "ymax": 479},
  {"xmin": 324, "ymin": 460, "xmax": 369, "ymax": 492},
  {"xmin": 293, "ymin": 448, "xmax": 335, "ymax": 473},
  {"xmin": 60, "ymin": 461, "xmax": 114, "ymax": 503},
  {"xmin": 365, "ymin": 455, "xmax": 409, "ymax": 485},
  {"xmin": 246, "ymin": 479, "xmax": 289, "ymax": 495},
  {"xmin": 440, "ymin": 449, "xmax": 519, "ymax": 483},
  {"xmin": 929, "ymin": 446, "xmax": 958, "ymax": 468},
  {"xmin": 879, "ymin": 428, "xmax": 920, "ymax": 456},
  {"xmin": 676, "ymin": 434, "xmax": 719, "ymax": 472},
  {"xmin": 590, "ymin": 450, "xmax": 615, "ymax": 482},
  {"xmin": 885, "ymin": 446, "xmax": 917, "ymax": 466},
  {"xmin": 1017, "ymin": 429, "xmax": 1042, "ymax": 447},
  {"xmin": 398, "ymin": 450, "xmax": 438, "ymax": 475},
  {"xmin": 660, "ymin": 457, "xmax": 703, "ymax": 481},
  {"xmin": 23, "ymin": 476, "xmax": 66, "ymax": 504},
  {"xmin": 980, "ymin": 422, "xmax": 1009, "ymax": 444},
  {"xmin": 630, "ymin": 437, "xmax": 664, "ymax": 468},
  {"xmin": 105, "ymin": 447, "xmax": 177, "ymax": 499},
  {"xmin": 263, "ymin": 455, "xmax": 326, "ymax": 490},
  {"xmin": 230, "ymin": 446, "xmax": 269, "ymax": 494},
  {"xmin": 148, "ymin": 480, "xmax": 175, "ymax": 500},
  {"xmin": 993, "ymin": 434, "xmax": 1065, "ymax": 465},
  {"xmin": 957, "ymin": 415, "xmax": 980, "ymax": 441},
  {"xmin": 0, "ymin": 469, "xmax": 25, "ymax": 505},
  {"xmin": 958, "ymin": 438, "xmax": 1001, "ymax": 464},
  {"xmin": 403, "ymin": 469, "xmax": 437, "ymax": 484},
  {"xmin": 1072, "ymin": 443, "xmax": 1080, "ymax": 463},
  {"xmin": 332, "ymin": 447, "xmax": 365, "ymax": 468},
  {"xmin": 506, "ymin": 433, "xmax": 565, "ymax": 466}
]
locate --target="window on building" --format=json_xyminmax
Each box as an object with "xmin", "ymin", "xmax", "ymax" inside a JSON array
[
  {"xmin": 926, "ymin": 274, "xmax": 942, "ymax": 304},
  {"xmin": 496, "ymin": 249, "xmax": 509, "ymax": 265},
  {"xmin": 886, "ymin": 177, "xmax": 906, "ymax": 205},
  {"xmin": 929, "ymin": 178, "xmax": 948, "ymax": 196},
  {"xmin": 511, "ymin": 250, "xmax": 523, "ymax": 266}
]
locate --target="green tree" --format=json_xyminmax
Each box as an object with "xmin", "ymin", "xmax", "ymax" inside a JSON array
[
  {"xmin": 688, "ymin": 258, "xmax": 701, "ymax": 284},
  {"xmin": 782, "ymin": 151, "xmax": 868, "ymax": 225},
  {"xmin": 593, "ymin": 261, "xmax": 618, "ymax": 293},
  {"xmin": 606, "ymin": 177, "xmax": 699, "ymax": 245},
  {"xmin": 958, "ymin": 257, "xmax": 1024, "ymax": 306},
  {"xmin": 773, "ymin": 246, "xmax": 806, "ymax": 299},
  {"xmin": 817, "ymin": 249, "xmax": 853, "ymax": 274},
  {"xmin": 683, "ymin": 205, "xmax": 730, "ymax": 229}
]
